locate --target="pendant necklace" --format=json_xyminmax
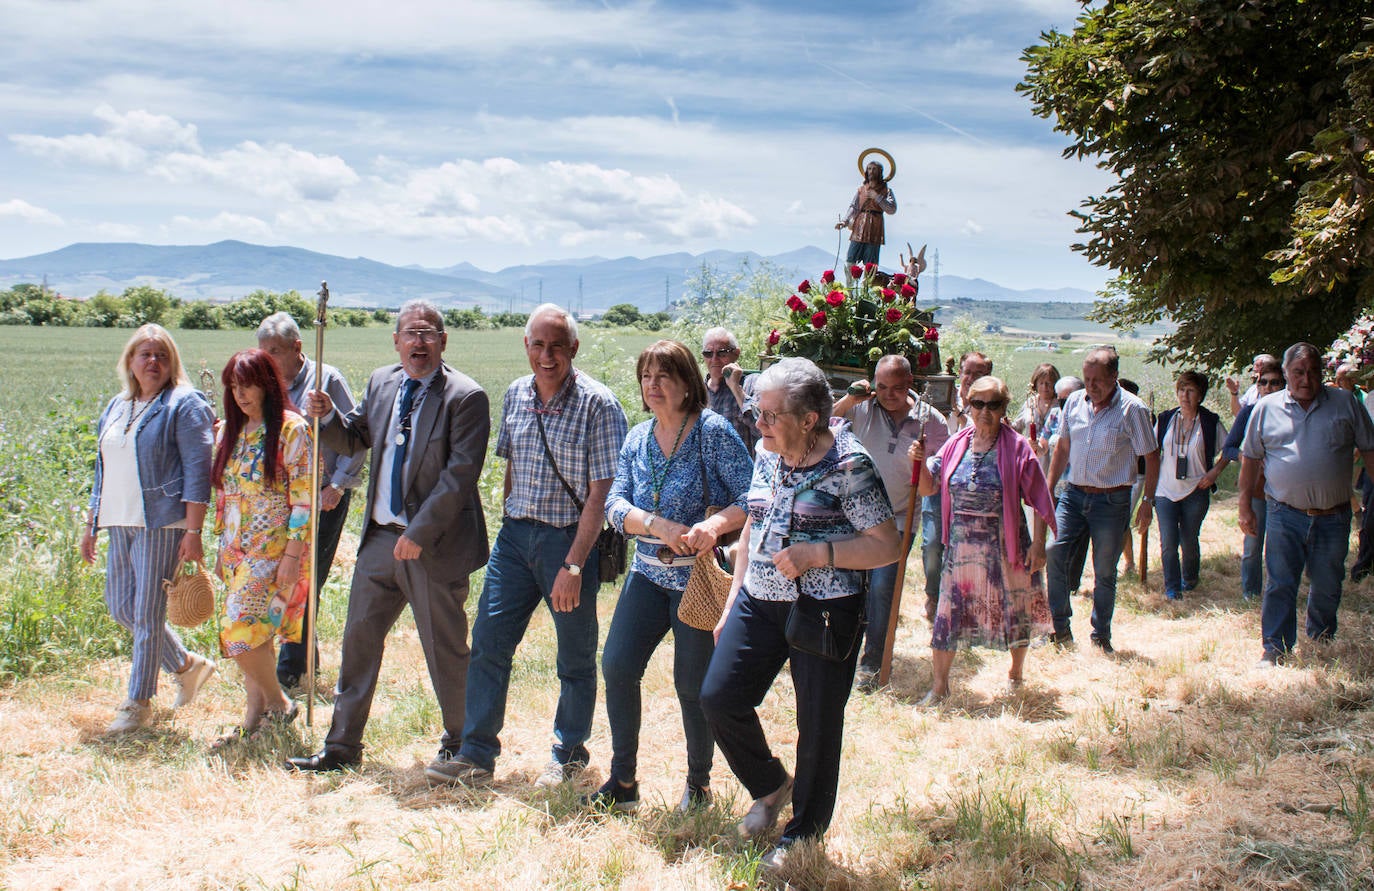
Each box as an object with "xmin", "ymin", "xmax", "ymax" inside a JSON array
[
  {"xmin": 968, "ymin": 441, "xmax": 994, "ymax": 491},
  {"xmin": 121, "ymin": 397, "xmax": 154, "ymax": 446},
  {"xmin": 648, "ymin": 413, "xmax": 690, "ymax": 509}
]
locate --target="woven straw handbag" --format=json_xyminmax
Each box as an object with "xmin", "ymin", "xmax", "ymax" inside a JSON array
[
  {"xmin": 679, "ymin": 547, "xmax": 734, "ymax": 632},
  {"xmin": 163, "ymin": 561, "xmax": 215, "ymax": 628}
]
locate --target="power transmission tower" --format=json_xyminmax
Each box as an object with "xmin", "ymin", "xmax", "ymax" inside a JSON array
[
  {"xmin": 933, "ymin": 249, "xmax": 941, "ymax": 303},
  {"xmin": 578, "ymin": 275, "xmax": 584, "ymax": 318},
  {"xmin": 665, "ymin": 275, "xmax": 670, "ymax": 311}
]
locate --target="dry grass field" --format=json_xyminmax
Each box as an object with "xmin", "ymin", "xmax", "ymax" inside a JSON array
[{"xmin": 4, "ymin": 491, "xmax": 1374, "ymax": 889}]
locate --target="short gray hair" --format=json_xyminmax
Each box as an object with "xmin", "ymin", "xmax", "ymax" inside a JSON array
[
  {"xmin": 1055, "ymin": 375, "xmax": 1084, "ymax": 397},
  {"xmin": 703, "ymin": 327, "xmax": 739, "ymax": 350},
  {"xmin": 875, "ymin": 354, "xmax": 912, "ymax": 377},
  {"xmin": 1083, "ymin": 346, "xmax": 1120, "ymax": 375},
  {"xmin": 526, "ymin": 302, "xmax": 578, "ymax": 342},
  {"xmin": 755, "ymin": 357, "xmax": 832, "ymax": 422},
  {"xmin": 256, "ymin": 311, "xmax": 301, "ymax": 343},
  {"xmin": 396, "ymin": 299, "xmax": 444, "ymax": 332},
  {"xmin": 1282, "ymin": 342, "xmax": 1321, "ymax": 369}
]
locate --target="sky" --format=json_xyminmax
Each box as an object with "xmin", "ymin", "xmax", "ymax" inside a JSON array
[{"xmin": 0, "ymin": 0, "xmax": 1111, "ymax": 291}]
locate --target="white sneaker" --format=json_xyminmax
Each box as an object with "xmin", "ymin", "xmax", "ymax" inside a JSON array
[
  {"xmin": 106, "ymin": 699, "xmax": 151, "ymax": 734},
  {"xmin": 534, "ymin": 757, "xmax": 586, "ymax": 789},
  {"xmin": 172, "ymin": 654, "xmax": 216, "ymax": 709}
]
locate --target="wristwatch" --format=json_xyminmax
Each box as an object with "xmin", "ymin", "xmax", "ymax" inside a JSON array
[{"xmin": 562, "ymin": 561, "xmax": 581, "ymax": 576}]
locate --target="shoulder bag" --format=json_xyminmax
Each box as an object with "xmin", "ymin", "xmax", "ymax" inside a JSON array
[{"xmin": 534, "ymin": 412, "xmax": 626, "ymax": 582}]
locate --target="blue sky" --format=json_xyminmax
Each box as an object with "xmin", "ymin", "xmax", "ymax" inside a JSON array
[{"xmin": 0, "ymin": 0, "xmax": 1110, "ymax": 290}]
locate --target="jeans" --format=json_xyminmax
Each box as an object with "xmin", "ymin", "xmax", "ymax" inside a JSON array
[
  {"xmin": 1046, "ymin": 484, "xmax": 1131, "ymax": 641},
  {"xmin": 1352, "ymin": 472, "xmax": 1374, "ymax": 580},
  {"xmin": 601, "ymin": 571, "xmax": 716, "ymax": 788},
  {"xmin": 700, "ymin": 588, "xmax": 860, "ymax": 844},
  {"xmin": 920, "ymin": 496, "xmax": 945, "ymax": 607},
  {"xmin": 1241, "ymin": 496, "xmax": 1268, "ymax": 598},
  {"xmin": 1155, "ymin": 488, "xmax": 1211, "ymax": 594},
  {"xmin": 278, "ymin": 488, "xmax": 351, "ymax": 684},
  {"xmin": 859, "ymin": 513, "xmax": 922, "ymax": 675},
  {"xmin": 1260, "ymin": 500, "xmax": 1350, "ymax": 655},
  {"xmin": 460, "ymin": 518, "xmax": 600, "ymax": 771}
]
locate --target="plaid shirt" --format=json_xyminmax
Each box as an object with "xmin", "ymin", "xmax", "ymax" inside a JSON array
[
  {"xmin": 1060, "ymin": 386, "xmax": 1157, "ymax": 488},
  {"xmin": 497, "ymin": 370, "xmax": 628, "ymax": 526}
]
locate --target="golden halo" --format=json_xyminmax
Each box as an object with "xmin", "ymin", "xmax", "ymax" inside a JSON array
[{"xmin": 858, "ymin": 147, "xmax": 895, "ymax": 182}]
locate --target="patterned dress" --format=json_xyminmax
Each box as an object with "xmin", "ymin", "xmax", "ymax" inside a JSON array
[
  {"xmin": 214, "ymin": 412, "xmax": 313, "ymax": 656},
  {"xmin": 931, "ymin": 445, "xmax": 1052, "ymax": 650}
]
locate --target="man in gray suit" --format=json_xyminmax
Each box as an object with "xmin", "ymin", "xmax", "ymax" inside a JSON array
[{"xmin": 287, "ymin": 300, "xmax": 489, "ymax": 773}]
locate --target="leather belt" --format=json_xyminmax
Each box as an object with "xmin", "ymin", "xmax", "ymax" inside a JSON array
[
  {"xmin": 369, "ymin": 522, "xmax": 407, "ymax": 534},
  {"xmin": 1072, "ymin": 484, "xmax": 1131, "ymax": 495},
  {"xmin": 1276, "ymin": 500, "xmax": 1348, "ymax": 517}
]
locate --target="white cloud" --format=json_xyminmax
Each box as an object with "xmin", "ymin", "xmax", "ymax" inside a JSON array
[
  {"xmin": 94, "ymin": 104, "xmax": 200, "ymax": 151},
  {"xmin": 10, "ymin": 132, "xmax": 148, "ymax": 169},
  {"xmin": 0, "ymin": 199, "xmax": 62, "ymax": 225},
  {"xmin": 961, "ymin": 219, "xmax": 986, "ymax": 236},
  {"xmin": 165, "ymin": 212, "xmax": 274, "ymax": 241},
  {"xmin": 153, "ymin": 142, "xmax": 359, "ymax": 202}
]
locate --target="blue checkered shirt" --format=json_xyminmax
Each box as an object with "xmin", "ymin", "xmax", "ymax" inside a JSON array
[
  {"xmin": 1060, "ymin": 386, "xmax": 1157, "ymax": 488},
  {"xmin": 497, "ymin": 370, "xmax": 628, "ymax": 526}
]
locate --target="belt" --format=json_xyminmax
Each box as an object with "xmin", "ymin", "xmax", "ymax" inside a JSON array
[
  {"xmin": 1072, "ymin": 484, "xmax": 1131, "ymax": 495},
  {"xmin": 635, "ymin": 537, "xmax": 698, "ymax": 567},
  {"xmin": 369, "ymin": 521, "xmax": 407, "ymax": 534},
  {"xmin": 1275, "ymin": 500, "xmax": 1348, "ymax": 517}
]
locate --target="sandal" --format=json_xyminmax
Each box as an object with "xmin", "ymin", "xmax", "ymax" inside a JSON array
[
  {"xmin": 248, "ymin": 701, "xmax": 300, "ymax": 741},
  {"xmin": 210, "ymin": 727, "xmax": 248, "ymax": 752}
]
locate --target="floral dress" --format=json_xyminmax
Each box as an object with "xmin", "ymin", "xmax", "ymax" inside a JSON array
[
  {"xmin": 214, "ymin": 412, "xmax": 313, "ymax": 656},
  {"xmin": 931, "ymin": 445, "xmax": 1052, "ymax": 651}
]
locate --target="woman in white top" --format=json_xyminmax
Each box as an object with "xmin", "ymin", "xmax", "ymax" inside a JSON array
[{"xmin": 1153, "ymin": 371, "xmax": 1227, "ymax": 601}]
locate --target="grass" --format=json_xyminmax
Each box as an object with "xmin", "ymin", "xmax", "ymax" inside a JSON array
[{"xmin": 4, "ymin": 327, "xmax": 1374, "ymax": 887}]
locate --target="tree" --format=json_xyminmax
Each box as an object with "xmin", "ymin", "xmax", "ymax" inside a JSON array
[
  {"xmin": 443, "ymin": 307, "xmax": 490, "ymax": 330},
  {"xmin": 1020, "ymin": 0, "xmax": 1374, "ymax": 370},
  {"xmin": 220, "ymin": 289, "xmax": 313, "ymax": 329},
  {"xmin": 601, "ymin": 303, "xmax": 643, "ymax": 328},
  {"xmin": 122, "ymin": 286, "xmax": 172, "ymax": 326},
  {"xmin": 179, "ymin": 302, "xmax": 222, "ymax": 330},
  {"xmin": 671, "ymin": 259, "xmax": 791, "ymax": 362},
  {"xmin": 84, "ymin": 291, "xmax": 127, "ymax": 328}
]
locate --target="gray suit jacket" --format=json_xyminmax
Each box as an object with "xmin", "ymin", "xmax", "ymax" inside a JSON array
[{"xmin": 320, "ymin": 362, "xmax": 490, "ymax": 581}]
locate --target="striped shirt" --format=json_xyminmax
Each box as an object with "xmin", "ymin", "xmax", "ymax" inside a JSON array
[
  {"xmin": 497, "ymin": 370, "xmax": 628, "ymax": 527},
  {"xmin": 1060, "ymin": 386, "xmax": 1157, "ymax": 488}
]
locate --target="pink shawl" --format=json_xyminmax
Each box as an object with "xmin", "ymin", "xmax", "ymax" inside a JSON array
[{"xmin": 936, "ymin": 422, "xmax": 1057, "ymax": 565}]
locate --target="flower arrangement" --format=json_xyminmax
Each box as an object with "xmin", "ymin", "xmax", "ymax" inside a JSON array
[
  {"xmin": 766, "ymin": 264, "xmax": 941, "ymax": 371},
  {"xmin": 1326, "ymin": 312, "xmax": 1374, "ymax": 383}
]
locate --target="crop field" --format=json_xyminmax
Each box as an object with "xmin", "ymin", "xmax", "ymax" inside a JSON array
[{"xmin": 3, "ymin": 324, "xmax": 1373, "ymax": 889}]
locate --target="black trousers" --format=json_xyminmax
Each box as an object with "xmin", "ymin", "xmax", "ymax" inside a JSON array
[
  {"xmin": 277, "ymin": 488, "xmax": 351, "ymax": 682},
  {"xmin": 700, "ymin": 588, "xmax": 860, "ymax": 843}
]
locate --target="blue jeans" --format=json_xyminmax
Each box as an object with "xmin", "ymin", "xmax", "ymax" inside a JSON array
[
  {"xmin": 1047, "ymin": 485, "xmax": 1131, "ymax": 641},
  {"xmin": 1241, "ymin": 496, "xmax": 1268, "ymax": 598},
  {"xmin": 859, "ymin": 507, "xmax": 926, "ymax": 675},
  {"xmin": 921, "ymin": 496, "xmax": 946, "ymax": 606},
  {"xmin": 1155, "ymin": 488, "xmax": 1211, "ymax": 594},
  {"xmin": 601, "ymin": 572, "xmax": 715, "ymax": 788},
  {"xmin": 460, "ymin": 518, "xmax": 600, "ymax": 771},
  {"xmin": 1260, "ymin": 500, "xmax": 1350, "ymax": 656}
]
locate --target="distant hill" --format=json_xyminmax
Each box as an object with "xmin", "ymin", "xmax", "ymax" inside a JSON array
[{"xmin": 0, "ymin": 240, "xmax": 1099, "ymax": 310}]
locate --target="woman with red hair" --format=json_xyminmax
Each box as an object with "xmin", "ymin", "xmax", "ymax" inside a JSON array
[{"xmin": 212, "ymin": 348, "xmax": 313, "ymax": 745}]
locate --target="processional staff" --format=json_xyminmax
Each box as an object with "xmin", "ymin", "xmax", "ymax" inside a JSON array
[
  {"xmin": 879, "ymin": 393, "xmax": 929, "ymax": 687},
  {"xmin": 305, "ymin": 281, "xmax": 329, "ymax": 725}
]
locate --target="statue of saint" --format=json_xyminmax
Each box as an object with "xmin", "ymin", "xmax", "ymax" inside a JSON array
[{"xmin": 836, "ymin": 159, "xmax": 897, "ymax": 266}]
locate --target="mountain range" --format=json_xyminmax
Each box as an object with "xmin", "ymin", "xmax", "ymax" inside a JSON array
[{"xmin": 0, "ymin": 241, "xmax": 1099, "ymax": 312}]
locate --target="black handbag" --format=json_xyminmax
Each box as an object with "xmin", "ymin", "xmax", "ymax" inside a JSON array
[
  {"xmin": 785, "ymin": 577, "xmax": 865, "ymax": 662},
  {"xmin": 533, "ymin": 412, "xmax": 626, "ymax": 582}
]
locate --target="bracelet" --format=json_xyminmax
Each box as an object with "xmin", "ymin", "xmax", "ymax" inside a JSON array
[
  {"xmin": 185, "ymin": 528, "xmax": 202, "ymax": 535},
  {"xmin": 644, "ymin": 512, "xmax": 657, "ymax": 533},
  {"xmin": 282, "ymin": 554, "xmax": 301, "ymax": 562}
]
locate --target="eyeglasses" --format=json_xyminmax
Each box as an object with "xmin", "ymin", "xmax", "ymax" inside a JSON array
[
  {"xmin": 967, "ymin": 398, "xmax": 1006, "ymax": 411},
  {"xmin": 400, "ymin": 328, "xmax": 442, "ymax": 343},
  {"xmin": 702, "ymin": 348, "xmax": 738, "ymax": 358},
  {"xmin": 756, "ymin": 408, "xmax": 794, "ymax": 426},
  {"xmin": 1258, "ymin": 377, "xmax": 1285, "ymax": 387}
]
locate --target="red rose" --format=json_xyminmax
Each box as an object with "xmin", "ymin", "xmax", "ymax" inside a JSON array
[
  {"xmin": 768, "ymin": 328, "xmax": 781, "ymax": 346},
  {"xmin": 798, "ymin": 279, "xmax": 811, "ymax": 294},
  {"xmin": 881, "ymin": 288, "xmax": 896, "ymax": 302},
  {"xmin": 886, "ymin": 307, "xmax": 903, "ymax": 323},
  {"xmin": 924, "ymin": 327, "xmax": 939, "ymax": 342},
  {"xmin": 864, "ymin": 262, "xmax": 877, "ymax": 272},
  {"xmin": 917, "ymin": 351, "xmax": 932, "ymax": 368},
  {"xmin": 811, "ymin": 311, "xmax": 827, "ymax": 329},
  {"xmin": 786, "ymin": 294, "xmax": 806, "ymax": 312},
  {"xmin": 900, "ymin": 283, "xmax": 917, "ymax": 298},
  {"xmin": 825, "ymin": 290, "xmax": 845, "ymax": 307},
  {"xmin": 892, "ymin": 273, "xmax": 907, "ymax": 286},
  {"xmin": 849, "ymin": 264, "xmax": 863, "ymax": 278},
  {"xmin": 821, "ymin": 269, "xmax": 836, "ymax": 284}
]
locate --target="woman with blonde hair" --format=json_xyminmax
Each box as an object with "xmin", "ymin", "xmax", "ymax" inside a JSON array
[{"xmin": 79, "ymin": 324, "xmax": 218, "ymax": 734}]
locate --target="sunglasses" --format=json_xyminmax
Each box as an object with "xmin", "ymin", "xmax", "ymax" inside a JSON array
[
  {"xmin": 1258, "ymin": 377, "xmax": 1284, "ymax": 387},
  {"xmin": 967, "ymin": 398, "xmax": 1007, "ymax": 411},
  {"xmin": 702, "ymin": 348, "xmax": 739, "ymax": 358}
]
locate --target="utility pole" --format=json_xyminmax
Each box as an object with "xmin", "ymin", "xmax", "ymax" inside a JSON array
[
  {"xmin": 578, "ymin": 275, "xmax": 584, "ymax": 318},
  {"xmin": 664, "ymin": 274, "xmax": 670, "ymax": 312},
  {"xmin": 933, "ymin": 249, "xmax": 941, "ymax": 303}
]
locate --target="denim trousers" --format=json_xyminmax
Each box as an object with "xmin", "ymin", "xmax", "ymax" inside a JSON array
[
  {"xmin": 1155, "ymin": 488, "xmax": 1211, "ymax": 594},
  {"xmin": 601, "ymin": 571, "xmax": 715, "ymax": 787},
  {"xmin": 1261, "ymin": 500, "xmax": 1350, "ymax": 655},
  {"xmin": 1046, "ymin": 484, "xmax": 1131, "ymax": 640},
  {"xmin": 278, "ymin": 488, "xmax": 351, "ymax": 682},
  {"xmin": 460, "ymin": 518, "xmax": 600, "ymax": 770},
  {"xmin": 1241, "ymin": 496, "xmax": 1268, "ymax": 598},
  {"xmin": 1352, "ymin": 472, "xmax": 1374, "ymax": 579},
  {"xmin": 859, "ymin": 504, "xmax": 927, "ymax": 674},
  {"xmin": 700, "ymin": 588, "xmax": 860, "ymax": 844}
]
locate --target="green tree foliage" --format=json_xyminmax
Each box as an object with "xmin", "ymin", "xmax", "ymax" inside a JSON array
[
  {"xmin": 84, "ymin": 292, "xmax": 128, "ymax": 328},
  {"xmin": 491, "ymin": 311, "xmax": 529, "ymax": 329},
  {"xmin": 332, "ymin": 308, "xmax": 372, "ymax": 327},
  {"xmin": 220, "ymin": 289, "xmax": 314, "ymax": 329},
  {"xmin": 1020, "ymin": 0, "xmax": 1374, "ymax": 369},
  {"xmin": 443, "ymin": 307, "xmax": 491, "ymax": 330},
  {"xmin": 179, "ymin": 302, "xmax": 223, "ymax": 330},
  {"xmin": 372, "ymin": 308, "xmax": 392, "ymax": 324},
  {"xmin": 672, "ymin": 259, "xmax": 791, "ymax": 364},
  {"xmin": 601, "ymin": 303, "xmax": 643, "ymax": 328},
  {"xmin": 121, "ymin": 285, "xmax": 172, "ymax": 326}
]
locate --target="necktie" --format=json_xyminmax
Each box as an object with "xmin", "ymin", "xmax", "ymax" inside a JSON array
[{"xmin": 390, "ymin": 377, "xmax": 421, "ymax": 517}]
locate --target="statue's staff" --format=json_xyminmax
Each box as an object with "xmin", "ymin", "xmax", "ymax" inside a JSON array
[
  {"xmin": 879, "ymin": 390, "xmax": 929, "ymax": 686},
  {"xmin": 305, "ymin": 281, "xmax": 329, "ymax": 725}
]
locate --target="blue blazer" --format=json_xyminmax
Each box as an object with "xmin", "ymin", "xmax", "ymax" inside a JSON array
[{"xmin": 89, "ymin": 384, "xmax": 215, "ymax": 530}]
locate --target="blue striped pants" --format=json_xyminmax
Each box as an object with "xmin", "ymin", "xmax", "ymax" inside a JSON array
[{"xmin": 104, "ymin": 526, "xmax": 191, "ymax": 700}]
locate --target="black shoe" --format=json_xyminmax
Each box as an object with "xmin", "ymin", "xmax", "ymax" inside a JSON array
[
  {"xmin": 677, "ymin": 782, "xmax": 712, "ymax": 813},
  {"xmin": 582, "ymin": 778, "xmax": 640, "ymax": 812},
  {"xmin": 277, "ymin": 673, "xmax": 302, "ymax": 691},
  {"xmin": 285, "ymin": 749, "xmax": 360, "ymax": 773},
  {"xmin": 1090, "ymin": 636, "xmax": 1115, "ymax": 654},
  {"xmin": 1050, "ymin": 628, "xmax": 1074, "ymax": 648}
]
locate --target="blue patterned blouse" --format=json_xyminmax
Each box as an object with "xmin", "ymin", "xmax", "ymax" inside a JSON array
[
  {"xmin": 605, "ymin": 409, "xmax": 754, "ymax": 590},
  {"xmin": 743, "ymin": 421, "xmax": 894, "ymax": 602}
]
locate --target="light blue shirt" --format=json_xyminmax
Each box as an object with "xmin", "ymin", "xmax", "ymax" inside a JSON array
[{"xmin": 1060, "ymin": 386, "xmax": 1157, "ymax": 488}]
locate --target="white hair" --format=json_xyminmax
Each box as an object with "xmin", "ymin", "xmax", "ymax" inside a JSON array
[
  {"xmin": 256, "ymin": 311, "xmax": 301, "ymax": 343},
  {"xmin": 703, "ymin": 327, "xmax": 739, "ymax": 350},
  {"xmin": 526, "ymin": 302, "xmax": 578, "ymax": 342}
]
